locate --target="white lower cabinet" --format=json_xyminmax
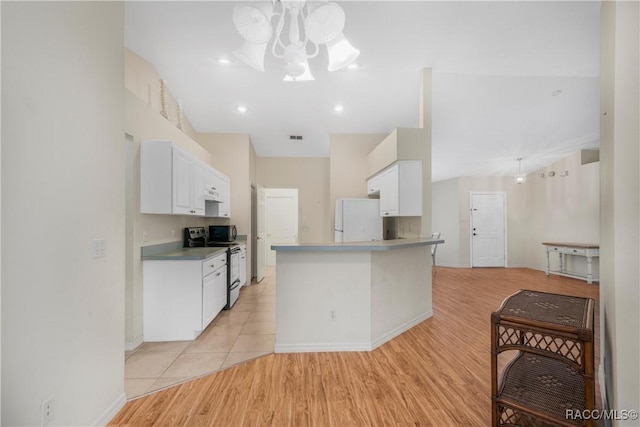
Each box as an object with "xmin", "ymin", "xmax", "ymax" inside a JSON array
[{"xmin": 143, "ymin": 253, "xmax": 227, "ymax": 342}]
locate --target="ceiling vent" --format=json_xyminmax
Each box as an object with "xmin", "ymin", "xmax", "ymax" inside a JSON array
[{"xmin": 289, "ymin": 135, "xmax": 303, "ymax": 141}]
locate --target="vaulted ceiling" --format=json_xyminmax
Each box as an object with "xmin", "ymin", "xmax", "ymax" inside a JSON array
[{"xmin": 125, "ymin": 1, "xmax": 600, "ymax": 182}]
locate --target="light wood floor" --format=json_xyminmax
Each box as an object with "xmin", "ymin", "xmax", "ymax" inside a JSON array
[{"xmin": 109, "ymin": 267, "xmax": 600, "ymax": 426}]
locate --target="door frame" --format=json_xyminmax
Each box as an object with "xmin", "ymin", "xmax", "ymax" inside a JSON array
[
  {"xmin": 255, "ymin": 184, "xmax": 267, "ymax": 282},
  {"xmin": 469, "ymin": 191, "xmax": 507, "ymax": 267}
]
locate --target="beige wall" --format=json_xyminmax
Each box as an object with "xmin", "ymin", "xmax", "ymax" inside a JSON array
[
  {"xmin": 432, "ymin": 151, "xmax": 600, "ymax": 270},
  {"xmin": 125, "ymin": 49, "xmax": 197, "ymax": 140},
  {"xmin": 2, "ymin": 3, "xmax": 126, "ymax": 424},
  {"xmin": 329, "ymin": 133, "xmax": 386, "ymax": 240},
  {"xmin": 599, "ymin": 1, "xmax": 640, "ymax": 420},
  {"xmin": 256, "ymin": 157, "xmax": 330, "ymax": 243},
  {"xmin": 431, "ymin": 178, "xmax": 461, "ymax": 266}
]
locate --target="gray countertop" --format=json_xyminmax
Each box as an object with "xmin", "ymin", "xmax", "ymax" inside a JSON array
[
  {"xmin": 141, "ymin": 241, "xmax": 228, "ymax": 260},
  {"xmin": 271, "ymin": 238, "xmax": 444, "ymax": 252}
]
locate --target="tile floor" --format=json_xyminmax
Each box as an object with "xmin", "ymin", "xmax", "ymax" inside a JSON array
[{"xmin": 124, "ymin": 267, "xmax": 276, "ymax": 399}]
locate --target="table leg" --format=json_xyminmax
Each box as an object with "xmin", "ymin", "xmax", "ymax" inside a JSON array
[
  {"xmin": 545, "ymin": 249, "xmax": 550, "ymax": 276},
  {"xmin": 559, "ymin": 252, "xmax": 564, "ymax": 273},
  {"xmin": 586, "ymin": 256, "xmax": 593, "ymax": 284}
]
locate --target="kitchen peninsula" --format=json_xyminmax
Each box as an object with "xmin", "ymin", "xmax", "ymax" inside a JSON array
[{"xmin": 271, "ymin": 238, "xmax": 443, "ymax": 353}]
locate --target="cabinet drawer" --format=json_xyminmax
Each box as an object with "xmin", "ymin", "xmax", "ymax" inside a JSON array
[
  {"xmin": 203, "ymin": 253, "xmax": 227, "ymax": 277},
  {"xmin": 547, "ymin": 246, "xmax": 565, "ymax": 253},
  {"xmin": 567, "ymin": 247, "xmax": 586, "ymax": 256}
]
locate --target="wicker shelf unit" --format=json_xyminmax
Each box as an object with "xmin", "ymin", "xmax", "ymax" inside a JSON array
[{"xmin": 491, "ymin": 289, "xmax": 595, "ymax": 426}]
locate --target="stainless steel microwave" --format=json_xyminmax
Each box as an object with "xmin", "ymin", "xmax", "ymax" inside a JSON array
[{"xmin": 209, "ymin": 225, "xmax": 237, "ymax": 242}]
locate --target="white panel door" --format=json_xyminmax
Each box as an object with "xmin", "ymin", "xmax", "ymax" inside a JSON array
[
  {"xmin": 266, "ymin": 188, "xmax": 299, "ymax": 266},
  {"xmin": 471, "ymin": 192, "xmax": 506, "ymax": 267}
]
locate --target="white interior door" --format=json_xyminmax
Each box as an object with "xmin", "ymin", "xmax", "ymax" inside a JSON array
[
  {"xmin": 471, "ymin": 192, "xmax": 506, "ymax": 267},
  {"xmin": 256, "ymin": 185, "xmax": 267, "ymax": 282},
  {"xmin": 266, "ymin": 188, "xmax": 299, "ymax": 265}
]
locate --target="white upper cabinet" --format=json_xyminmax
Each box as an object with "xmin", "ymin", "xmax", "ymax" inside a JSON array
[
  {"xmin": 141, "ymin": 140, "xmax": 226, "ymax": 217},
  {"xmin": 367, "ymin": 173, "xmax": 382, "ymax": 195},
  {"xmin": 370, "ymin": 160, "xmax": 422, "ymax": 217}
]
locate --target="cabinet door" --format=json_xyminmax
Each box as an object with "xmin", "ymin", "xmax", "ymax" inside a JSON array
[
  {"xmin": 367, "ymin": 175, "xmax": 381, "ymax": 195},
  {"xmin": 173, "ymin": 148, "xmax": 193, "ymax": 215},
  {"xmin": 203, "ymin": 265, "xmax": 227, "ymax": 329},
  {"xmin": 191, "ymin": 162, "xmax": 206, "ymax": 216},
  {"xmin": 202, "ymin": 272, "xmax": 217, "ymax": 329},
  {"xmin": 379, "ymin": 166, "xmax": 399, "ymax": 216}
]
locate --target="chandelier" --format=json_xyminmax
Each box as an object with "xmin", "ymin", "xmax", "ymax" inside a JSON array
[{"xmin": 232, "ymin": 0, "xmax": 360, "ymax": 81}]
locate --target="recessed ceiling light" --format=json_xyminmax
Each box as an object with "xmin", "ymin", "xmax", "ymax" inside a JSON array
[
  {"xmin": 334, "ymin": 104, "xmax": 344, "ymax": 113},
  {"xmin": 347, "ymin": 63, "xmax": 359, "ymax": 70},
  {"xmin": 237, "ymin": 105, "xmax": 248, "ymax": 113},
  {"xmin": 217, "ymin": 58, "xmax": 231, "ymax": 65}
]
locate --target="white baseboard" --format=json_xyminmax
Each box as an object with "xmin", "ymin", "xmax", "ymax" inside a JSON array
[
  {"xmin": 598, "ymin": 363, "xmax": 611, "ymax": 427},
  {"xmin": 125, "ymin": 335, "xmax": 144, "ymax": 351},
  {"xmin": 275, "ymin": 310, "xmax": 433, "ymax": 354},
  {"xmin": 275, "ymin": 341, "xmax": 373, "ymax": 353},
  {"xmin": 91, "ymin": 392, "xmax": 126, "ymax": 426},
  {"xmin": 371, "ymin": 310, "xmax": 433, "ymax": 350}
]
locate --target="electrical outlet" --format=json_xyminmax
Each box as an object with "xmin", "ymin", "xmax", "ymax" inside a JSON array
[
  {"xmin": 142, "ymin": 231, "xmax": 149, "ymax": 242},
  {"xmin": 41, "ymin": 395, "xmax": 54, "ymax": 426},
  {"xmin": 91, "ymin": 239, "xmax": 106, "ymax": 258},
  {"xmin": 330, "ymin": 309, "xmax": 337, "ymax": 321}
]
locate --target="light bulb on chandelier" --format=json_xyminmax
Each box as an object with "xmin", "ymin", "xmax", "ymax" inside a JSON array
[{"xmin": 232, "ymin": 0, "xmax": 360, "ymax": 82}]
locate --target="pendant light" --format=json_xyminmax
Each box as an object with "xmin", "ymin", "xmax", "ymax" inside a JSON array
[{"xmin": 515, "ymin": 158, "xmax": 526, "ymax": 184}]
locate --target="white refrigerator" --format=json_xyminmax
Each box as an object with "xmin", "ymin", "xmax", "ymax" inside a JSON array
[{"xmin": 334, "ymin": 198, "xmax": 383, "ymax": 243}]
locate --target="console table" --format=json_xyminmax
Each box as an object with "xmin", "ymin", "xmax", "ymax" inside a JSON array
[
  {"xmin": 542, "ymin": 242, "xmax": 599, "ymax": 284},
  {"xmin": 491, "ymin": 289, "xmax": 595, "ymax": 426}
]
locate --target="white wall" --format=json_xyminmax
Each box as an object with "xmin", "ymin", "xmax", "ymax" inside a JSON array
[
  {"xmin": 2, "ymin": 3, "xmax": 125, "ymax": 425},
  {"xmin": 599, "ymin": 1, "xmax": 640, "ymax": 422}
]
